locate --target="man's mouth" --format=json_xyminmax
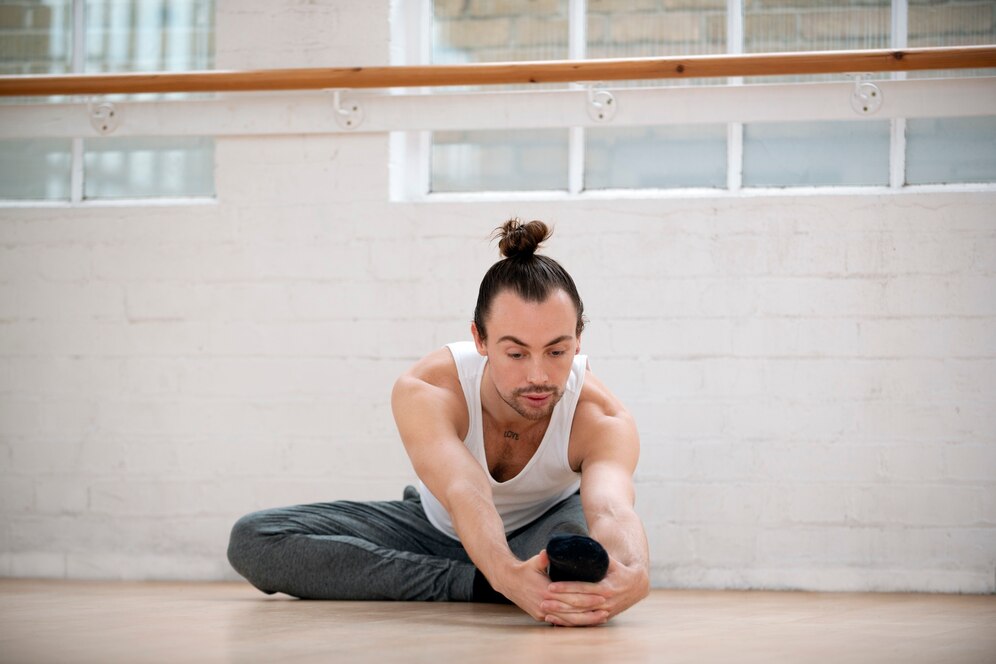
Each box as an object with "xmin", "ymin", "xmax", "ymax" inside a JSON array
[{"xmin": 522, "ymin": 393, "xmax": 552, "ymax": 406}]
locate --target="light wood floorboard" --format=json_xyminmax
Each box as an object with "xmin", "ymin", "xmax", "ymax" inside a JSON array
[{"xmin": 1, "ymin": 579, "xmax": 994, "ymax": 663}]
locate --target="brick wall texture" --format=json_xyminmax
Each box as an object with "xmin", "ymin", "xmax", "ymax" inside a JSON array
[{"xmin": 0, "ymin": 0, "xmax": 994, "ymax": 592}]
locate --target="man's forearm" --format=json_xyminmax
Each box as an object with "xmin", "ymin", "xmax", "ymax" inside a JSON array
[
  {"xmin": 588, "ymin": 508, "xmax": 649, "ymax": 574},
  {"xmin": 445, "ymin": 481, "xmax": 520, "ymax": 586}
]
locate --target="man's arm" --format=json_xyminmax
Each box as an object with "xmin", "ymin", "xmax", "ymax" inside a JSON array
[
  {"xmin": 541, "ymin": 376, "xmax": 650, "ymax": 625},
  {"xmin": 391, "ymin": 349, "xmax": 553, "ymax": 620}
]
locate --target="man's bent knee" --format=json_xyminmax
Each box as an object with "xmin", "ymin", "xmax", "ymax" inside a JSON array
[{"xmin": 227, "ymin": 512, "xmax": 277, "ymax": 594}]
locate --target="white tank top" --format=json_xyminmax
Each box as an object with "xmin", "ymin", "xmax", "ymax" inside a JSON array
[{"xmin": 418, "ymin": 341, "xmax": 585, "ymax": 540}]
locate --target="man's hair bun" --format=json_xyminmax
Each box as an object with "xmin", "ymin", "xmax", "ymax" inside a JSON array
[
  {"xmin": 494, "ymin": 218, "xmax": 552, "ymax": 259},
  {"xmin": 475, "ymin": 217, "xmax": 585, "ymax": 339}
]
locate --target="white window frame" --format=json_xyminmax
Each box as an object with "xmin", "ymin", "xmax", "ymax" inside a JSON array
[
  {"xmin": 1, "ymin": 0, "xmax": 216, "ymax": 207},
  {"xmin": 69, "ymin": 0, "xmax": 85, "ymax": 203},
  {"xmin": 390, "ymin": 0, "xmax": 996, "ymax": 201},
  {"xmin": 3, "ymin": 0, "xmax": 994, "ymax": 206}
]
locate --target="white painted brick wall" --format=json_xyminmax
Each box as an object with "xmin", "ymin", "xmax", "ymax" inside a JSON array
[{"xmin": 0, "ymin": 1, "xmax": 994, "ymax": 592}]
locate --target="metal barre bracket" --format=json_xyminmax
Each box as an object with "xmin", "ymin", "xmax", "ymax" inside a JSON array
[
  {"xmin": 89, "ymin": 100, "xmax": 121, "ymax": 135},
  {"xmin": 332, "ymin": 89, "xmax": 364, "ymax": 129},
  {"xmin": 587, "ymin": 84, "xmax": 616, "ymax": 122},
  {"xmin": 850, "ymin": 74, "xmax": 883, "ymax": 115}
]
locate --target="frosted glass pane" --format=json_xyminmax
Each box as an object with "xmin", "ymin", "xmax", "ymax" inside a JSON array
[
  {"xmin": 0, "ymin": 139, "xmax": 72, "ymax": 200},
  {"xmin": 909, "ymin": 0, "xmax": 996, "ymax": 47},
  {"xmin": 906, "ymin": 117, "xmax": 996, "ymax": 185},
  {"xmin": 586, "ymin": 125, "xmax": 726, "ymax": 190},
  {"xmin": 907, "ymin": 0, "xmax": 996, "ymax": 79},
  {"xmin": 432, "ymin": 0, "xmax": 567, "ymax": 93},
  {"xmin": 744, "ymin": 0, "xmax": 890, "ymax": 83},
  {"xmin": 0, "ymin": 3, "xmax": 72, "ymax": 199},
  {"xmin": 83, "ymin": 136, "xmax": 214, "ymax": 199},
  {"xmin": 587, "ymin": 1, "xmax": 727, "ymax": 87},
  {"xmin": 743, "ymin": 121, "xmax": 890, "ymax": 187},
  {"xmin": 0, "ymin": 1, "xmax": 73, "ymax": 77},
  {"xmin": 85, "ymin": 0, "xmax": 214, "ymax": 73},
  {"xmin": 745, "ymin": 0, "xmax": 890, "ymax": 52},
  {"xmin": 82, "ymin": 3, "xmax": 215, "ymax": 199},
  {"xmin": 433, "ymin": 0, "xmax": 567, "ymax": 64},
  {"xmin": 431, "ymin": 130, "xmax": 568, "ymax": 193}
]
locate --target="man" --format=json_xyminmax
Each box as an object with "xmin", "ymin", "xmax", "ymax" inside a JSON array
[{"xmin": 228, "ymin": 219, "xmax": 649, "ymax": 627}]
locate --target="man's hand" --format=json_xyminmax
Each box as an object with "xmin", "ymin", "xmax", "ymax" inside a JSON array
[
  {"xmin": 538, "ymin": 554, "xmax": 649, "ymax": 627},
  {"xmin": 493, "ymin": 551, "xmax": 569, "ymax": 623}
]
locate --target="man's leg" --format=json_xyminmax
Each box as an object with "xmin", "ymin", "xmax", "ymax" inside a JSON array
[
  {"xmin": 227, "ymin": 487, "xmax": 476, "ymax": 601},
  {"xmin": 506, "ymin": 492, "xmax": 609, "ymax": 583},
  {"xmin": 505, "ymin": 492, "xmax": 588, "ymax": 561}
]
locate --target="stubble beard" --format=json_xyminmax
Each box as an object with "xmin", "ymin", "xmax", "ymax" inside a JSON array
[{"xmin": 502, "ymin": 386, "xmax": 565, "ymax": 421}]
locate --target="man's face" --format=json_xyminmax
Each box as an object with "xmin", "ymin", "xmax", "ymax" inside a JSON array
[{"xmin": 472, "ymin": 289, "xmax": 581, "ymax": 422}]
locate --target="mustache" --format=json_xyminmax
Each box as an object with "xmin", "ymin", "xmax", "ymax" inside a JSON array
[{"xmin": 515, "ymin": 386, "xmax": 559, "ymax": 397}]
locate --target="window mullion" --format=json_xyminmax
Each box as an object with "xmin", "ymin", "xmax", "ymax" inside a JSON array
[
  {"xmin": 567, "ymin": 0, "xmax": 586, "ymax": 195},
  {"xmin": 727, "ymin": 0, "xmax": 744, "ymax": 192},
  {"xmin": 890, "ymin": 0, "xmax": 909, "ymax": 189},
  {"xmin": 70, "ymin": 0, "xmax": 85, "ymax": 203},
  {"xmin": 393, "ymin": 0, "xmax": 432, "ymax": 199}
]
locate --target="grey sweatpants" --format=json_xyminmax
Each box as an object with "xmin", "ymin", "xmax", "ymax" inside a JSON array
[{"xmin": 227, "ymin": 486, "xmax": 587, "ymax": 601}]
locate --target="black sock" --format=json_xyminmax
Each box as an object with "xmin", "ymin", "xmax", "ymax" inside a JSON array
[
  {"xmin": 546, "ymin": 534, "xmax": 609, "ymax": 583},
  {"xmin": 472, "ymin": 569, "xmax": 512, "ymax": 604}
]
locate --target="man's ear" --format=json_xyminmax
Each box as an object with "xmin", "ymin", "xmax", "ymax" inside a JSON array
[
  {"xmin": 575, "ymin": 334, "xmax": 582, "ymax": 355},
  {"xmin": 470, "ymin": 322, "xmax": 487, "ymax": 356}
]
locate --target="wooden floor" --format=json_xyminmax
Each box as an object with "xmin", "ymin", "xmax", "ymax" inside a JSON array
[{"xmin": 1, "ymin": 579, "xmax": 994, "ymax": 663}]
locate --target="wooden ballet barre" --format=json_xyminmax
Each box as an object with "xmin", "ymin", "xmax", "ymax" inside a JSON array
[{"xmin": 0, "ymin": 45, "xmax": 994, "ymax": 97}]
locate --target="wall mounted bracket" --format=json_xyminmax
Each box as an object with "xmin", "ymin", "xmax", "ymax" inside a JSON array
[
  {"xmin": 587, "ymin": 84, "xmax": 616, "ymax": 122},
  {"xmin": 850, "ymin": 75, "xmax": 883, "ymax": 115},
  {"xmin": 332, "ymin": 89, "xmax": 364, "ymax": 130},
  {"xmin": 89, "ymin": 100, "xmax": 121, "ymax": 135}
]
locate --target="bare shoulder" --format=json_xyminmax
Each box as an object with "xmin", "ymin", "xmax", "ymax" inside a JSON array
[
  {"xmin": 392, "ymin": 347, "xmax": 468, "ymax": 440},
  {"xmin": 398, "ymin": 347, "xmax": 461, "ymax": 390},
  {"xmin": 569, "ymin": 368, "xmax": 639, "ymax": 471},
  {"xmin": 577, "ymin": 369, "xmax": 632, "ymax": 422}
]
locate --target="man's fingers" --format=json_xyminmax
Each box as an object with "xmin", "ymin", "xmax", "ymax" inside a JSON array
[
  {"xmin": 545, "ymin": 610, "xmax": 609, "ymax": 627},
  {"xmin": 547, "ymin": 580, "xmax": 602, "ymax": 594},
  {"xmin": 541, "ymin": 594, "xmax": 606, "ymax": 613}
]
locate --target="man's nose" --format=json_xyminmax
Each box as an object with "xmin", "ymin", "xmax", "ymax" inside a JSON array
[{"xmin": 527, "ymin": 358, "xmax": 548, "ymax": 384}]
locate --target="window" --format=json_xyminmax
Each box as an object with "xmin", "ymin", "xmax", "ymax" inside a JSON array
[
  {"xmin": 418, "ymin": 0, "xmax": 996, "ymax": 196},
  {"xmin": 0, "ymin": 0, "xmax": 215, "ymax": 202}
]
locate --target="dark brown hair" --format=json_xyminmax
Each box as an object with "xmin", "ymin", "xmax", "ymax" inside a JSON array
[{"xmin": 473, "ymin": 218, "xmax": 586, "ymax": 340}]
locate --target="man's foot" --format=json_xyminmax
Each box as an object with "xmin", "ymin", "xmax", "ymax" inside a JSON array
[
  {"xmin": 472, "ymin": 569, "xmax": 512, "ymax": 604},
  {"xmin": 546, "ymin": 534, "xmax": 609, "ymax": 583}
]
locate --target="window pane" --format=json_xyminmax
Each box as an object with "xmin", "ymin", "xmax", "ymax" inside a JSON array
[
  {"xmin": 587, "ymin": 1, "xmax": 726, "ymax": 87},
  {"xmin": 908, "ymin": 0, "xmax": 996, "ymax": 79},
  {"xmin": 0, "ymin": 2, "xmax": 73, "ymax": 199},
  {"xmin": 586, "ymin": 125, "xmax": 726, "ymax": 190},
  {"xmin": 85, "ymin": 0, "xmax": 214, "ymax": 73},
  {"xmin": 906, "ymin": 117, "xmax": 996, "ymax": 185},
  {"xmin": 431, "ymin": 129, "xmax": 568, "ymax": 193},
  {"xmin": 744, "ymin": 0, "xmax": 890, "ymax": 83},
  {"xmin": 743, "ymin": 121, "xmax": 890, "ymax": 187},
  {"xmin": 433, "ymin": 0, "xmax": 566, "ymax": 63},
  {"xmin": 0, "ymin": 0, "xmax": 73, "ymax": 77},
  {"xmin": 82, "ymin": 1, "xmax": 215, "ymax": 200},
  {"xmin": 432, "ymin": 0, "xmax": 567, "ymax": 92},
  {"xmin": 0, "ymin": 139, "xmax": 72, "ymax": 200},
  {"xmin": 83, "ymin": 136, "xmax": 214, "ymax": 199}
]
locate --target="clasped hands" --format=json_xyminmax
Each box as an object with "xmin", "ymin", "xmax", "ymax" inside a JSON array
[{"xmin": 499, "ymin": 550, "xmax": 649, "ymax": 627}]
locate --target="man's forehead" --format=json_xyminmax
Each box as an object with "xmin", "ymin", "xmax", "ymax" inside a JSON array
[
  {"xmin": 490, "ymin": 288, "xmax": 574, "ymax": 312},
  {"xmin": 487, "ymin": 290, "xmax": 578, "ymax": 346}
]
